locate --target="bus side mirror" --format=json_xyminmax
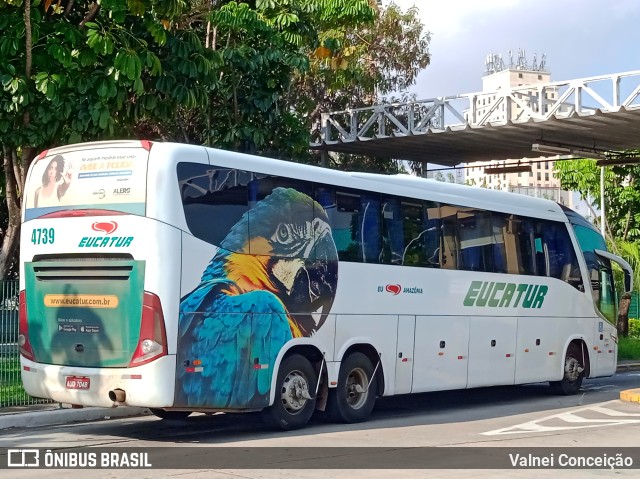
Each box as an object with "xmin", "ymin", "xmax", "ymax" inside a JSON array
[{"xmin": 624, "ymin": 270, "xmax": 632, "ymax": 295}]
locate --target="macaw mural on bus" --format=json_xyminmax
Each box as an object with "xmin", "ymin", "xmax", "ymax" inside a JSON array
[{"xmin": 176, "ymin": 187, "xmax": 339, "ymax": 408}]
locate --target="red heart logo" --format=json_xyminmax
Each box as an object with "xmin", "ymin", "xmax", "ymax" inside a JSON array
[
  {"xmin": 385, "ymin": 284, "xmax": 401, "ymax": 295},
  {"xmin": 91, "ymin": 221, "xmax": 118, "ymax": 235}
]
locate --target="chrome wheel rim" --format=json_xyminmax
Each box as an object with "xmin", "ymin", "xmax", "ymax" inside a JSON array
[
  {"xmin": 345, "ymin": 367, "xmax": 368, "ymax": 409},
  {"xmin": 280, "ymin": 370, "xmax": 310, "ymax": 414}
]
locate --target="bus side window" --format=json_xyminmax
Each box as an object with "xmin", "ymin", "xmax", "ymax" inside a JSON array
[
  {"xmin": 327, "ymin": 190, "xmax": 359, "ymax": 261},
  {"xmin": 423, "ymin": 203, "xmax": 442, "ymax": 268},
  {"xmin": 490, "ymin": 213, "xmax": 508, "ymax": 273},
  {"xmin": 315, "ymin": 185, "xmax": 337, "ymax": 262},
  {"xmin": 178, "ymin": 164, "xmax": 250, "ymax": 249},
  {"xmin": 330, "ymin": 189, "xmax": 381, "ymax": 263},
  {"xmin": 360, "ymin": 193, "xmax": 382, "ymax": 263},
  {"xmin": 381, "ymin": 197, "xmax": 403, "ymax": 265},
  {"xmin": 535, "ymin": 220, "xmax": 583, "ymax": 290},
  {"xmin": 457, "ymin": 209, "xmax": 492, "ymax": 272},
  {"xmin": 439, "ymin": 204, "xmax": 459, "ymax": 270},
  {"xmin": 507, "ymin": 216, "xmax": 536, "ymax": 276}
]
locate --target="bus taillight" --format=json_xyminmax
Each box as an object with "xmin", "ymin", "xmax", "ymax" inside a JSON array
[
  {"xmin": 130, "ymin": 292, "xmax": 168, "ymax": 367},
  {"xmin": 18, "ymin": 290, "xmax": 35, "ymax": 361}
]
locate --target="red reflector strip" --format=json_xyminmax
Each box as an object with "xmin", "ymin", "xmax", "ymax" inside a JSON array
[
  {"xmin": 185, "ymin": 367, "xmax": 203, "ymax": 373},
  {"xmin": 524, "ymin": 349, "xmax": 530, "ymax": 353},
  {"xmin": 401, "ymin": 358, "xmax": 408, "ymax": 362},
  {"xmin": 506, "ymin": 354, "xmax": 513, "ymax": 358},
  {"xmin": 457, "ymin": 355, "xmax": 464, "ymax": 360},
  {"xmin": 438, "ymin": 352, "xmax": 444, "ymax": 356},
  {"xmin": 23, "ymin": 366, "xmax": 35, "ymax": 372},
  {"xmin": 121, "ymin": 374, "xmax": 143, "ymax": 380},
  {"xmin": 548, "ymin": 352, "xmax": 556, "ymax": 356},
  {"xmin": 38, "ymin": 209, "xmax": 127, "ymax": 219},
  {"xmin": 253, "ymin": 364, "xmax": 269, "ymax": 370}
]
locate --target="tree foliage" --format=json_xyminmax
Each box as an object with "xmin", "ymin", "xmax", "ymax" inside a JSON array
[
  {"xmin": 291, "ymin": 2, "xmax": 431, "ymax": 172},
  {"xmin": 554, "ymin": 159, "xmax": 640, "ymax": 244},
  {"xmin": 0, "ymin": 0, "xmax": 431, "ymax": 278}
]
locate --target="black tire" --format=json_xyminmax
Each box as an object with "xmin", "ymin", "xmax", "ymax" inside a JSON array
[
  {"xmin": 328, "ymin": 352, "xmax": 378, "ymax": 423},
  {"xmin": 149, "ymin": 408, "xmax": 192, "ymax": 420},
  {"xmin": 262, "ymin": 354, "xmax": 317, "ymax": 430},
  {"xmin": 550, "ymin": 343, "xmax": 586, "ymax": 395}
]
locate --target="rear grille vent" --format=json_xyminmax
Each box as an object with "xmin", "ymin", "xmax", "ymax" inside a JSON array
[{"xmin": 31, "ymin": 254, "xmax": 134, "ymax": 281}]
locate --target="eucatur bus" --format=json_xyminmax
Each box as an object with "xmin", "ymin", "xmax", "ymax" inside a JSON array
[{"xmin": 19, "ymin": 140, "xmax": 632, "ymax": 429}]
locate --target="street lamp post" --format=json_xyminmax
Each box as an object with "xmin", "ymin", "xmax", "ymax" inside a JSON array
[{"xmin": 600, "ymin": 166, "xmax": 605, "ymax": 237}]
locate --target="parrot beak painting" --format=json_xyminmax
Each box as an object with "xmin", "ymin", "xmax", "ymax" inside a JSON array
[{"xmin": 176, "ymin": 187, "xmax": 339, "ymax": 409}]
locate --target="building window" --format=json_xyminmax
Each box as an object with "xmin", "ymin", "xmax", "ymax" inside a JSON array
[
  {"xmin": 518, "ymin": 73, "xmax": 523, "ymax": 78},
  {"xmin": 545, "ymin": 173, "xmax": 549, "ymax": 181},
  {"xmin": 537, "ymin": 172, "xmax": 541, "ymax": 181},
  {"xmin": 538, "ymin": 75, "xmax": 542, "ymax": 80},
  {"xmin": 545, "ymin": 162, "xmax": 549, "ymax": 169},
  {"xmin": 518, "ymin": 172, "xmax": 522, "ymax": 177}
]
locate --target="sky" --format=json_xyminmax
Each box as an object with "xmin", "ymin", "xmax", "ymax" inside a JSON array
[{"xmin": 387, "ymin": 0, "xmax": 640, "ymax": 98}]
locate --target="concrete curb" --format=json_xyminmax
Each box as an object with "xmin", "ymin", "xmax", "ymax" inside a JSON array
[
  {"xmin": 616, "ymin": 362, "xmax": 640, "ymax": 372},
  {"xmin": 0, "ymin": 406, "xmax": 150, "ymax": 430}
]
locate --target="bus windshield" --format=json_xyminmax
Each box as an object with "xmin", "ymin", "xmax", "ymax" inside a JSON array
[{"xmin": 567, "ymin": 216, "xmax": 617, "ymax": 323}]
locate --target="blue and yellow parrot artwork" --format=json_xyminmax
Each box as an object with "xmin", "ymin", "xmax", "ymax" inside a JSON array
[{"xmin": 176, "ymin": 187, "xmax": 339, "ymax": 409}]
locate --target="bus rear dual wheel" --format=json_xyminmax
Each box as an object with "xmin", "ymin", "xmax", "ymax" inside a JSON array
[
  {"xmin": 262, "ymin": 354, "xmax": 318, "ymax": 430},
  {"xmin": 263, "ymin": 352, "xmax": 378, "ymax": 430},
  {"xmin": 328, "ymin": 352, "xmax": 378, "ymax": 424}
]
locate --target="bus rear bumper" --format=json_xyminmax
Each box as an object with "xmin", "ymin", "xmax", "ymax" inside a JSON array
[{"xmin": 20, "ymin": 355, "xmax": 176, "ymax": 408}]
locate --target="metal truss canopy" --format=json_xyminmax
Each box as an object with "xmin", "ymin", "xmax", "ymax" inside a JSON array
[{"xmin": 311, "ymin": 70, "xmax": 640, "ymax": 166}]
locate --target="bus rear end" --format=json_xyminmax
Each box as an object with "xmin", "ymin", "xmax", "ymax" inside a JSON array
[{"xmin": 19, "ymin": 141, "xmax": 177, "ymax": 408}]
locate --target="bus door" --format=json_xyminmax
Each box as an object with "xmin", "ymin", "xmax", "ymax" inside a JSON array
[{"xmin": 591, "ymin": 250, "xmax": 632, "ymax": 377}]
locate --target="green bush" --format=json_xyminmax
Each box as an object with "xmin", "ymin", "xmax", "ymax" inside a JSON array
[
  {"xmin": 629, "ymin": 319, "xmax": 640, "ymax": 339},
  {"xmin": 619, "ymin": 336, "xmax": 640, "ymax": 361}
]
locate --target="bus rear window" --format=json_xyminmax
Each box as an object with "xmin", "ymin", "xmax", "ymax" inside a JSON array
[{"xmin": 24, "ymin": 147, "xmax": 149, "ymax": 220}]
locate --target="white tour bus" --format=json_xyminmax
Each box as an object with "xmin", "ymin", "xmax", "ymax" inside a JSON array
[{"xmin": 19, "ymin": 140, "xmax": 632, "ymax": 429}]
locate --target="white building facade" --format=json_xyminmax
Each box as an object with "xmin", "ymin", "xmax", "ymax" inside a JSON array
[{"xmin": 463, "ymin": 54, "xmax": 574, "ymax": 209}]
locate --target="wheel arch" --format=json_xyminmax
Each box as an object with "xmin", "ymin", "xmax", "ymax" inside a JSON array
[
  {"xmin": 268, "ymin": 341, "xmax": 326, "ymax": 407},
  {"xmin": 339, "ymin": 343, "xmax": 385, "ymax": 398}
]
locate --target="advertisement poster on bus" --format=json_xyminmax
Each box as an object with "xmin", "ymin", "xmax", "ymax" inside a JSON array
[{"xmin": 24, "ymin": 148, "xmax": 148, "ymax": 220}]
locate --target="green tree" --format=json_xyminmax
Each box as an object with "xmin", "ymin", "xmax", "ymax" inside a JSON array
[
  {"xmin": 0, "ymin": 0, "xmax": 223, "ymax": 278},
  {"xmin": 0, "ymin": 0, "xmax": 380, "ymax": 278},
  {"xmin": 293, "ymin": 1, "xmax": 431, "ymax": 171},
  {"xmin": 554, "ymin": 159, "xmax": 640, "ymax": 245}
]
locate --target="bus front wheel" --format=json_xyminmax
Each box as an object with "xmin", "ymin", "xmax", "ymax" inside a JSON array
[
  {"xmin": 550, "ymin": 343, "xmax": 585, "ymax": 395},
  {"xmin": 149, "ymin": 408, "xmax": 192, "ymax": 420},
  {"xmin": 262, "ymin": 354, "xmax": 317, "ymax": 430},
  {"xmin": 328, "ymin": 352, "xmax": 378, "ymax": 423}
]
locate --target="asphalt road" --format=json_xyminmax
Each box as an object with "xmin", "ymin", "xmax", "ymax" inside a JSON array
[{"xmin": 1, "ymin": 371, "xmax": 640, "ymax": 478}]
